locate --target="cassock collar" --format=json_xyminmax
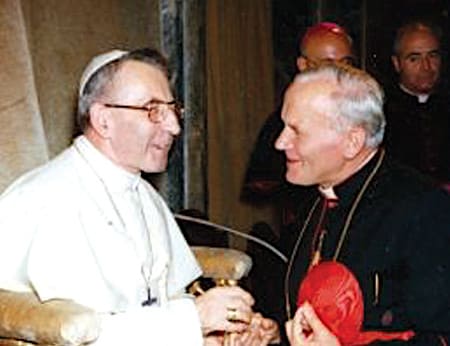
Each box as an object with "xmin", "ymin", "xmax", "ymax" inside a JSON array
[
  {"xmin": 318, "ymin": 185, "xmax": 338, "ymax": 200},
  {"xmin": 322, "ymin": 150, "xmax": 383, "ymax": 210},
  {"xmin": 74, "ymin": 135, "xmax": 141, "ymax": 193},
  {"xmin": 399, "ymin": 84, "xmax": 430, "ymax": 103}
]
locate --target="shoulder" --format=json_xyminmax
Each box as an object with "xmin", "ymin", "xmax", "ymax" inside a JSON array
[
  {"xmin": 0, "ymin": 147, "xmax": 82, "ymax": 239},
  {"xmin": 0, "ymin": 147, "xmax": 79, "ymax": 207},
  {"xmin": 374, "ymin": 156, "xmax": 450, "ymax": 212},
  {"xmin": 377, "ymin": 158, "xmax": 431, "ymax": 193},
  {"xmin": 383, "ymin": 86, "xmax": 414, "ymax": 111}
]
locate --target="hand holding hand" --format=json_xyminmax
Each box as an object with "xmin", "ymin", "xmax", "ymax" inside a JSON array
[
  {"xmin": 234, "ymin": 313, "xmax": 280, "ymax": 345},
  {"xmin": 195, "ymin": 286, "xmax": 254, "ymax": 335},
  {"xmin": 285, "ymin": 302, "xmax": 341, "ymax": 346}
]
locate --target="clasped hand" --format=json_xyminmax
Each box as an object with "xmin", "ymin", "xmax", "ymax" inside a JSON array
[
  {"xmin": 285, "ymin": 302, "xmax": 341, "ymax": 346},
  {"xmin": 196, "ymin": 286, "xmax": 279, "ymax": 345}
]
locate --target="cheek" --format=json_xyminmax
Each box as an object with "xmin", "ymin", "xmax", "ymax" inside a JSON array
[
  {"xmin": 129, "ymin": 121, "xmax": 157, "ymax": 145},
  {"xmin": 431, "ymin": 61, "xmax": 441, "ymax": 73},
  {"xmin": 308, "ymin": 142, "xmax": 344, "ymax": 174},
  {"xmin": 111, "ymin": 121, "xmax": 152, "ymax": 154},
  {"xmin": 111, "ymin": 118, "xmax": 138, "ymax": 137},
  {"xmin": 405, "ymin": 64, "xmax": 420, "ymax": 77},
  {"xmin": 304, "ymin": 136, "xmax": 340, "ymax": 158},
  {"xmin": 290, "ymin": 137, "xmax": 312, "ymax": 155}
]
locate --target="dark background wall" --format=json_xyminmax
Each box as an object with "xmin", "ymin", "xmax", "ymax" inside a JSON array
[{"xmin": 272, "ymin": 0, "xmax": 449, "ymax": 99}]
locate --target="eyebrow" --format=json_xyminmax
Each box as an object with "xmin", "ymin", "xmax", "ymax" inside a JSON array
[
  {"xmin": 143, "ymin": 97, "xmax": 176, "ymax": 106},
  {"xmin": 281, "ymin": 116, "xmax": 300, "ymax": 132},
  {"xmin": 404, "ymin": 49, "xmax": 441, "ymax": 59}
]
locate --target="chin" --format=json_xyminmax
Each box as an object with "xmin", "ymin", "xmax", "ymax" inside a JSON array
[
  {"xmin": 287, "ymin": 171, "xmax": 318, "ymax": 186},
  {"xmin": 415, "ymin": 80, "xmax": 438, "ymax": 93},
  {"xmin": 141, "ymin": 162, "xmax": 168, "ymax": 174},
  {"xmin": 416, "ymin": 85, "xmax": 434, "ymax": 94},
  {"xmin": 286, "ymin": 173, "xmax": 306, "ymax": 186},
  {"xmin": 141, "ymin": 153, "xmax": 168, "ymax": 172}
]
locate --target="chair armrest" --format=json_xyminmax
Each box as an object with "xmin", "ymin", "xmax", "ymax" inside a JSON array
[
  {"xmin": 0, "ymin": 289, "xmax": 100, "ymax": 345},
  {"xmin": 190, "ymin": 246, "xmax": 253, "ymax": 282}
]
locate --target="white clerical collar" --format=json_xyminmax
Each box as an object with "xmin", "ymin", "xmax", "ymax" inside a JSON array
[
  {"xmin": 318, "ymin": 185, "xmax": 338, "ymax": 200},
  {"xmin": 399, "ymin": 84, "xmax": 430, "ymax": 103},
  {"xmin": 74, "ymin": 135, "xmax": 141, "ymax": 192}
]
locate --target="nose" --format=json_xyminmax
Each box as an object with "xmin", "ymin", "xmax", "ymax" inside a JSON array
[
  {"xmin": 162, "ymin": 109, "xmax": 181, "ymax": 136},
  {"xmin": 275, "ymin": 128, "xmax": 289, "ymax": 151},
  {"xmin": 421, "ymin": 57, "xmax": 432, "ymax": 71}
]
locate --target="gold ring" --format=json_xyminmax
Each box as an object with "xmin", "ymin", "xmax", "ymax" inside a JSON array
[{"xmin": 226, "ymin": 308, "xmax": 239, "ymax": 322}]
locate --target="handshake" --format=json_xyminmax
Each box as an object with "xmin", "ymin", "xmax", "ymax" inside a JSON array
[
  {"xmin": 189, "ymin": 246, "xmax": 280, "ymax": 345},
  {"xmin": 196, "ymin": 286, "xmax": 280, "ymax": 346}
]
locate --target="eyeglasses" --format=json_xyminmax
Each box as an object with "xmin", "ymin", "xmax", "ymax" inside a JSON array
[{"xmin": 103, "ymin": 99, "xmax": 184, "ymax": 123}]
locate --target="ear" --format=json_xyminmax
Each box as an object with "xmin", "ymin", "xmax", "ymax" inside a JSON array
[
  {"xmin": 343, "ymin": 126, "xmax": 366, "ymax": 159},
  {"xmin": 391, "ymin": 55, "xmax": 400, "ymax": 73},
  {"xmin": 89, "ymin": 102, "xmax": 111, "ymax": 138},
  {"xmin": 296, "ymin": 56, "xmax": 308, "ymax": 72}
]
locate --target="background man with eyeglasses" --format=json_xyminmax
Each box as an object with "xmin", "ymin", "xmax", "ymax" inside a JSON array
[{"xmin": 0, "ymin": 48, "xmax": 279, "ymax": 345}]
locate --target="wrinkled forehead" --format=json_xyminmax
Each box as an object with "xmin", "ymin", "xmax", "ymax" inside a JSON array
[
  {"xmin": 282, "ymin": 80, "xmax": 336, "ymax": 122},
  {"xmin": 398, "ymin": 28, "xmax": 440, "ymax": 53},
  {"xmin": 106, "ymin": 60, "xmax": 172, "ymax": 99}
]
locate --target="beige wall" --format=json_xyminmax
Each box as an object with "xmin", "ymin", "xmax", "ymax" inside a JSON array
[
  {"xmin": 21, "ymin": 0, "xmax": 159, "ymax": 157},
  {"xmin": 0, "ymin": 0, "xmax": 48, "ymax": 191}
]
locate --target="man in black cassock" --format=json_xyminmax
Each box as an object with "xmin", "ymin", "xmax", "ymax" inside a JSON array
[
  {"xmin": 274, "ymin": 63, "xmax": 450, "ymax": 346},
  {"xmin": 384, "ymin": 19, "xmax": 450, "ymax": 185}
]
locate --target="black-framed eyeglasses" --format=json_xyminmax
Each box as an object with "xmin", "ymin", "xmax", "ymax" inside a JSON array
[{"xmin": 104, "ymin": 99, "xmax": 184, "ymax": 123}]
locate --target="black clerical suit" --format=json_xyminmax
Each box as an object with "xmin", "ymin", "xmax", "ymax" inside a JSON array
[
  {"xmin": 384, "ymin": 83, "xmax": 450, "ymax": 184},
  {"xmin": 277, "ymin": 150, "xmax": 450, "ymax": 345}
]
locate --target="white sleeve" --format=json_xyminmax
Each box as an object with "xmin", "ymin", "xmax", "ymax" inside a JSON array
[{"xmin": 94, "ymin": 297, "xmax": 203, "ymax": 346}]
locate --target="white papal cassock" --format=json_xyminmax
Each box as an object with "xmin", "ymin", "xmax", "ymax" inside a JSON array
[{"xmin": 0, "ymin": 135, "xmax": 203, "ymax": 345}]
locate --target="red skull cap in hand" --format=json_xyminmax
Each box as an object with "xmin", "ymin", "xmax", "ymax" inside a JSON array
[{"xmin": 297, "ymin": 261, "xmax": 364, "ymax": 345}]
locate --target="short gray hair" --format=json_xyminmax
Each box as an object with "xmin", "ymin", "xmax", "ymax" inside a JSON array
[
  {"xmin": 77, "ymin": 48, "xmax": 169, "ymax": 132},
  {"xmin": 293, "ymin": 63, "xmax": 385, "ymax": 148}
]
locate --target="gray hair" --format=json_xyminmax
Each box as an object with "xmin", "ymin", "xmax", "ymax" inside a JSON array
[
  {"xmin": 293, "ymin": 63, "xmax": 385, "ymax": 148},
  {"xmin": 77, "ymin": 48, "xmax": 169, "ymax": 132}
]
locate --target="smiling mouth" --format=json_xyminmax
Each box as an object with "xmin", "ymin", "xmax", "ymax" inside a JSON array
[
  {"xmin": 286, "ymin": 156, "xmax": 297, "ymax": 162},
  {"xmin": 287, "ymin": 159, "xmax": 308, "ymax": 170},
  {"xmin": 155, "ymin": 139, "xmax": 173, "ymax": 148},
  {"xmin": 152, "ymin": 144, "xmax": 170, "ymax": 153}
]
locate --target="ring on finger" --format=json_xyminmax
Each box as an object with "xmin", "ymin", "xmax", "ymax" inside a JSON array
[{"xmin": 226, "ymin": 307, "xmax": 239, "ymax": 322}]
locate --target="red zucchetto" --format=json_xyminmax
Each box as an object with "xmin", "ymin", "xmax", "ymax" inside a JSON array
[{"xmin": 296, "ymin": 261, "xmax": 415, "ymax": 345}]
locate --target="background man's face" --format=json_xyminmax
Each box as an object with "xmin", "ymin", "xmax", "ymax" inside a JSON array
[
  {"xmin": 297, "ymin": 33, "xmax": 354, "ymax": 72},
  {"xmin": 392, "ymin": 28, "xmax": 441, "ymax": 94}
]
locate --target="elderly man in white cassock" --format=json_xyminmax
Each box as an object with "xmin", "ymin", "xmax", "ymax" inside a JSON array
[{"xmin": 0, "ymin": 48, "xmax": 278, "ymax": 345}]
